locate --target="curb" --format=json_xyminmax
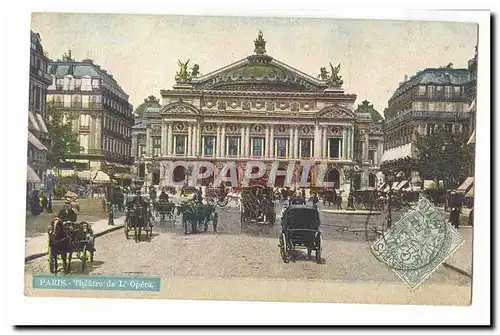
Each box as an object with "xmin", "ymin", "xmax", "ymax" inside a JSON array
[
  {"xmin": 443, "ymin": 262, "xmax": 472, "ymax": 278},
  {"xmin": 321, "ymin": 210, "xmax": 382, "ymax": 216},
  {"xmin": 24, "ymin": 224, "xmax": 124, "ymax": 263}
]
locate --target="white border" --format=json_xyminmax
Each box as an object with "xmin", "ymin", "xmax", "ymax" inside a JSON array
[{"xmin": 2, "ymin": 1, "xmax": 491, "ymax": 327}]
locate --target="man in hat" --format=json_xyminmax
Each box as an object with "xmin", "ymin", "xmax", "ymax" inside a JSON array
[{"xmin": 58, "ymin": 200, "xmax": 78, "ymax": 223}]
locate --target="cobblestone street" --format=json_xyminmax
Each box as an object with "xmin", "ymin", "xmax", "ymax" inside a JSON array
[{"xmin": 25, "ymin": 202, "xmax": 471, "ymax": 288}]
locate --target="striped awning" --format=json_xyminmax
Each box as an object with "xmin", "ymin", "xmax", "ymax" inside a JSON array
[
  {"xmin": 27, "ymin": 165, "xmax": 41, "ymax": 183},
  {"xmin": 467, "ymin": 130, "xmax": 476, "ymax": 145},
  {"xmin": 377, "ymin": 183, "xmax": 386, "ymax": 191},
  {"xmin": 468, "ymin": 98, "xmax": 476, "ymax": 112},
  {"xmin": 457, "ymin": 177, "xmax": 474, "ymax": 193},
  {"xmin": 28, "ymin": 111, "xmax": 40, "ymax": 132},
  {"xmin": 36, "ymin": 113, "xmax": 49, "ymax": 133},
  {"xmin": 394, "ymin": 180, "xmax": 409, "ymax": 191},
  {"xmin": 466, "ymin": 186, "xmax": 474, "ymax": 198},
  {"xmin": 27, "ymin": 131, "xmax": 48, "ymax": 151}
]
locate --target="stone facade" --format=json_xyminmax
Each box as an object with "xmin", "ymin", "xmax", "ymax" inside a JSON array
[{"xmin": 137, "ymin": 32, "xmax": 381, "ymax": 192}]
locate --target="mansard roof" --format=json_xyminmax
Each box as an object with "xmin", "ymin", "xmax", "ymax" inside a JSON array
[{"xmin": 189, "ymin": 54, "xmax": 328, "ymax": 92}]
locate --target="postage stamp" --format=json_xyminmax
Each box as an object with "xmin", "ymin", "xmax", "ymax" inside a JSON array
[{"xmin": 371, "ymin": 196, "xmax": 465, "ymax": 290}]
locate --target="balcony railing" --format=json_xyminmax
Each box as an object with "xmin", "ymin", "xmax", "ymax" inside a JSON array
[{"xmin": 385, "ymin": 110, "xmax": 470, "ymax": 126}]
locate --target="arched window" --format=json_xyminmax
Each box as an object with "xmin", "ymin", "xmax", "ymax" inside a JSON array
[
  {"xmin": 325, "ymin": 168, "xmax": 340, "ymax": 189},
  {"xmin": 369, "ymin": 173, "xmax": 377, "ymax": 188}
]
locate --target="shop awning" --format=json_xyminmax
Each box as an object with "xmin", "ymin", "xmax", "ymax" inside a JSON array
[
  {"xmin": 468, "ymin": 98, "xmax": 476, "ymax": 112},
  {"xmin": 466, "ymin": 186, "xmax": 474, "ymax": 198},
  {"xmin": 457, "ymin": 177, "xmax": 474, "ymax": 193},
  {"xmin": 27, "ymin": 131, "xmax": 48, "ymax": 151},
  {"xmin": 36, "ymin": 113, "xmax": 49, "ymax": 133},
  {"xmin": 28, "ymin": 111, "xmax": 40, "ymax": 132},
  {"xmin": 377, "ymin": 183, "xmax": 386, "ymax": 191},
  {"xmin": 91, "ymin": 171, "xmax": 111, "ymax": 183},
  {"xmin": 27, "ymin": 165, "xmax": 41, "ymax": 183},
  {"xmin": 467, "ymin": 130, "xmax": 476, "ymax": 145},
  {"xmin": 394, "ymin": 180, "xmax": 409, "ymax": 191},
  {"xmin": 380, "ymin": 143, "xmax": 415, "ymax": 163}
]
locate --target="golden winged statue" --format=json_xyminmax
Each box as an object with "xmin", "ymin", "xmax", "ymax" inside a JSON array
[
  {"xmin": 327, "ymin": 62, "xmax": 344, "ymax": 87},
  {"xmin": 175, "ymin": 59, "xmax": 190, "ymax": 82}
]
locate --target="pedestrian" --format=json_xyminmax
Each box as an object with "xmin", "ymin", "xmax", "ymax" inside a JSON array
[
  {"xmin": 449, "ymin": 206, "xmax": 460, "ymax": 230},
  {"xmin": 30, "ymin": 190, "xmax": 40, "ymax": 216},
  {"xmin": 468, "ymin": 208, "xmax": 474, "ymax": 227}
]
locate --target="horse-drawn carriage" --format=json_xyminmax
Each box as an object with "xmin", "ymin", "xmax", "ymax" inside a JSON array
[
  {"xmin": 124, "ymin": 200, "xmax": 153, "ymax": 241},
  {"xmin": 278, "ymin": 205, "xmax": 322, "ymax": 263},
  {"xmin": 47, "ymin": 219, "xmax": 95, "ymax": 273},
  {"xmin": 177, "ymin": 199, "xmax": 218, "ymax": 234},
  {"xmin": 320, "ymin": 189, "xmax": 342, "ymax": 208},
  {"xmin": 154, "ymin": 200, "xmax": 177, "ymax": 225},
  {"xmin": 240, "ymin": 185, "xmax": 276, "ymax": 227}
]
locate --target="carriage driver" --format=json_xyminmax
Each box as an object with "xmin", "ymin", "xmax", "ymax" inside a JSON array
[
  {"xmin": 58, "ymin": 200, "xmax": 78, "ymax": 223},
  {"xmin": 158, "ymin": 188, "xmax": 169, "ymax": 203}
]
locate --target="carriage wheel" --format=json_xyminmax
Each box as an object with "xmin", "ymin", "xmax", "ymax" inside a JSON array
[
  {"xmin": 213, "ymin": 213, "xmax": 218, "ymax": 232},
  {"xmin": 124, "ymin": 217, "xmax": 130, "ymax": 240},
  {"xmin": 217, "ymin": 197, "xmax": 229, "ymax": 207},
  {"xmin": 279, "ymin": 233, "xmax": 289, "ymax": 263},
  {"xmin": 315, "ymin": 234, "xmax": 322, "ymax": 264}
]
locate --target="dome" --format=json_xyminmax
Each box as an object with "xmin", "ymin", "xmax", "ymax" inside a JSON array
[{"xmin": 134, "ymin": 95, "xmax": 161, "ymax": 118}]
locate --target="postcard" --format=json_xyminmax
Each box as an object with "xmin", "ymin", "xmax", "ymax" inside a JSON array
[{"xmin": 23, "ymin": 12, "xmax": 482, "ymax": 312}]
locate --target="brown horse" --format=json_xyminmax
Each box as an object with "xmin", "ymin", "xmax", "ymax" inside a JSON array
[{"xmin": 48, "ymin": 218, "xmax": 75, "ymax": 274}]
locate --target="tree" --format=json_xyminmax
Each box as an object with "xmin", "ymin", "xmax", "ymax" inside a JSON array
[
  {"xmin": 415, "ymin": 125, "xmax": 474, "ymax": 189},
  {"xmin": 46, "ymin": 100, "xmax": 82, "ymax": 170}
]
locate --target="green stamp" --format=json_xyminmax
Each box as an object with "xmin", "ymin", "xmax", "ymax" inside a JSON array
[{"xmin": 371, "ymin": 197, "xmax": 465, "ymax": 290}]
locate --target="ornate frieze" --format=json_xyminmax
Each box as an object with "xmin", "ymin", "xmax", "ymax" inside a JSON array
[
  {"xmin": 291, "ymin": 102, "xmax": 300, "ymax": 112},
  {"xmin": 230, "ymin": 100, "xmax": 241, "ymax": 109},
  {"xmin": 151, "ymin": 124, "xmax": 162, "ymax": 135},
  {"xmin": 203, "ymin": 123, "xmax": 217, "ymax": 133},
  {"xmin": 301, "ymin": 101, "xmax": 314, "ymax": 111},
  {"xmin": 226, "ymin": 124, "xmax": 239, "ymax": 133},
  {"xmin": 278, "ymin": 101, "xmax": 289, "ymax": 110},
  {"xmin": 300, "ymin": 125, "xmax": 313, "ymax": 135},
  {"xmin": 217, "ymin": 101, "xmax": 227, "ymax": 111},
  {"xmin": 275, "ymin": 124, "xmax": 288, "ymax": 134},
  {"xmin": 173, "ymin": 122, "xmax": 186, "ymax": 132},
  {"xmin": 251, "ymin": 124, "xmax": 265, "ymax": 134},
  {"xmin": 253, "ymin": 101, "xmax": 264, "ymax": 110},
  {"xmin": 266, "ymin": 102, "xmax": 275, "ymax": 112},
  {"xmin": 328, "ymin": 126, "xmax": 342, "ymax": 136},
  {"xmin": 242, "ymin": 101, "xmax": 251, "ymax": 111}
]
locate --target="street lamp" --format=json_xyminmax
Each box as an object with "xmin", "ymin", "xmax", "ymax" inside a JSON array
[
  {"xmin": 344, "ymin": 165, "xmax": 360, "ymax": 211},
  {"xmin": 385, "ymin": 170, "xmax": 404, "ymax": 229}
]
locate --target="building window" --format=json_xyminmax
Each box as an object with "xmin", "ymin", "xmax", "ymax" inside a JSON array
[
  {"xmin": 92, "ymin": 79, "xmax": 100, "ymax": 88},
  {"xmin": 445, "ymin": 86, "xmax": 453, "ymax": 98},
  {"xmin": 427, "ymin": 124, "xmax": 435, "ymax": 136},
  {"xmin": 275, "ymin": 138, "xmax": 287, "ymax": 158},
  {"xmin": 300, "ymin": 139, "xmax": 312, "ymax": 158},
  {"xmin": 428, "ymin": 102, "xmax": 435, "ymax": 111},
  {"xmin": 227, "ymin": 136, "xmax": 239, "ymax": 157},
  {"xmin": 454, "ymin": 86, "xmax": 461, "ymax": 96},
  {"xmin": 368, "ymin": 150, "xmax": 375, "ymax": 165},
  {"xmin": 251, "ymin": 138, "xmax": 263, "ymax": 157},
  {"xmin": 418, "ymin": 85, "xmax": 426, "ymax": 96},
  {"xmin": 139, "ymin": 144, "xmax": 146, "ymax": 157},
  {"xmin": 174, "ymin": 135, "xmax": 186, "ymax": 155},
  {"xmin": 203, "ymin": 136, "xmax": 215, "ymax": 156},
  {"xmin": 454, "ymin": 124, "xmax": 461, "ymax": 133},
  {"xmin": 328, "ymin": 138, "xmax": 341, "ymax": 159},
  {"xmin": 427, "ymin": 85, "xmax": 435, "ymax": 98}
]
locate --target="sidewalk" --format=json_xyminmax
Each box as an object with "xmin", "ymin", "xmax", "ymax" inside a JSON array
[
  {"xmin": 25, "ymin": 215, "xmax": 125, "ymax": 262},
  {"xmin": 444, "ymin": 227, "xmax": 473, "ymax": 277}
]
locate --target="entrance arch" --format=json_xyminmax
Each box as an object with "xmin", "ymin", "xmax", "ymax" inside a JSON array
[
  {"xmin": 368, "ymin": 173, "xmax": 377, "ymax": 188},
  {"xmin": 172, "ymin": 165, "xmax": 186, "ymax": 183},
  {"xmin": 325, "ymin": 168, "xmax": 340, "ymax": 189}
]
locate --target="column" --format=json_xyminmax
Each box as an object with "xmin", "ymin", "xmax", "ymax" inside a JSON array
[
  {"xmin": 196, "ymin": 123, "xmax": 201, "ymax": 156},
  {"xmin": 246, "ymin": 125, "xmax": 251, "ymax": 157},
  {"xmin": 161, "ymin": 121, "xmax": 166, "ymax": 156},
  {"xmin": 269, "ymin": 126, "xmax": 274, "ymax": 157},
  {"xmin": 221, "ymin": 125, "xmax": 226, "ymax": 157},
  {"xmin": 216, "ymin": 124, "xmax": 221, "ymax": 157},
  {"xmin": 265, "ymin": 125, "xmax": 270, "ymax": 158},
  {"xmin": 240, "ymin": 126, "xmax": 245, "ymax": 157},
  {"xmin": 342, "ymin": 127, "xmax": 347, "ymax": 160},
  {"xmin": 293, "ymin": 126, "xmax": 300, "ymax": 158},
  {"xmin": 146, "ymin": 126, "xmax": 152, "ymax": 155},
  {"xmin": 289, "ymin": 127, "xmax": 294, "ymax": 159},
  {"xmin": 167, "ymin": 123, "xmax": 173, "ymax": 155},
  {"xmin": 314, "ymin": 123, "xmax": 320, "ymax": 159},
  {"xmin": 349, "ymin": 126, "xmax": 354, "ymax": 160},
  {"xmin": 187, "ymin": 124, "xmax": 192, "ymax": 156},
  {"xmin": 322, "ymin": 127, "xmax": 327, "ymax": 159}
]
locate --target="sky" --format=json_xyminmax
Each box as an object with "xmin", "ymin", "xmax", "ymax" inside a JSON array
[{"xmin": 31, "ymin": 13, "xmax": 478, "ymax": 115}]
